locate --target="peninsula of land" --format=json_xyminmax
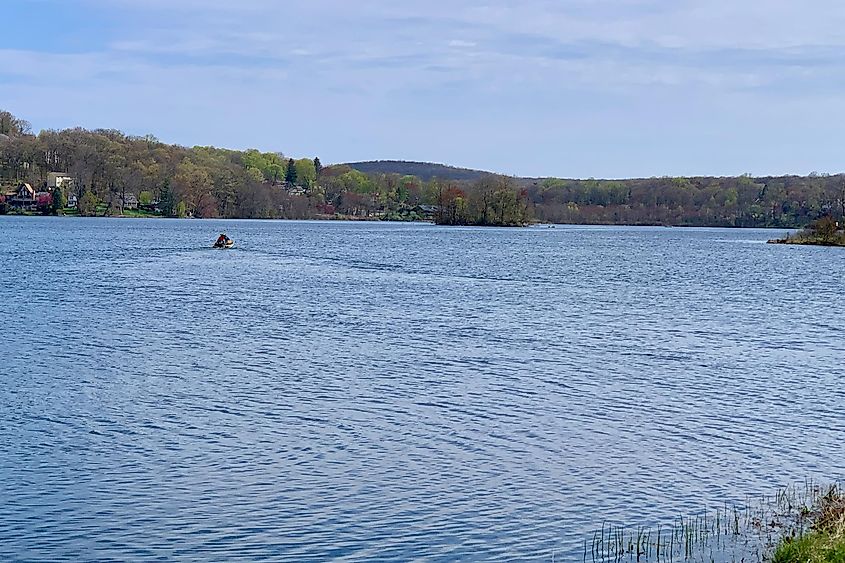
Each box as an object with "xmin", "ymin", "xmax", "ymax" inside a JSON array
[{"xmin": 769, "ymin": 216, "xmax": 845, "ymax": 247}]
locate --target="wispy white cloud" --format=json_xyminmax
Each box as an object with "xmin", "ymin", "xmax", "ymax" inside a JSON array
[
  {"xmin": 81, "ymin": 0, "xmax": 845, "ymax": 91},
  {"xmin": 4, "ymin": 0, "xmax": 845, "ymax": 176}
]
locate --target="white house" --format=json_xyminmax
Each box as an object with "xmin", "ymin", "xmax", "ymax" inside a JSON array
[
  {"xmin": 67, "ymin": 193, "xmax": 78, "ymax": 208},
  {"xmin": 47, "ymin": 172, "xmax": 73, "ymax": 190},
  {"xmin": 120, "ymin": 193, "xmax": 139, "ymax": 210}
]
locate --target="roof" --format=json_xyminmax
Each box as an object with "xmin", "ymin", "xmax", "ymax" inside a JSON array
[{"xmin": 19, "ymin": 183, "xmax": 34, "ymax": 195}]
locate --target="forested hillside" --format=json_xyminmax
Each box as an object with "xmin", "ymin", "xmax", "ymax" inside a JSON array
[
  {"xmin": 1, "ymin": 109, "xmax": 843, "ymax": 227},
  {"xmin": 344, "ymin": 161, "xmax": 489, "ymax": 182}
]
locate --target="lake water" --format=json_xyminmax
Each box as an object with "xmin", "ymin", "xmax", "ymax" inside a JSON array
[{"xmin": 1, "ymin": 217, "xmax": 843, "ymax": 561}]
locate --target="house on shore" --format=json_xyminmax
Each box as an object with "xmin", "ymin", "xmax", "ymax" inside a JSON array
[
  {"xmin": 47, "ymin": 172, "xmax": 73, "ymax": 191},
  {"xmin": 105, "ymin": 192, "xmax": 139, "ymax": 213},
  {"xmin": 284, "ymin": 182, "xmax": 307, "ymax": 197},
  {"xmin": 141, "ymin": 200, "xmax": 161, "ymax": 213},
  {"xmin": 412, "ymin": 204, "xmax": 438, "ymax": 217},
  {"xmin": 120, "ymin": 193, "xmax": 139, "ymax": 210},
  {"xmin": 8, "ymin": 183, "xmax": 37, "ymax": 210}
]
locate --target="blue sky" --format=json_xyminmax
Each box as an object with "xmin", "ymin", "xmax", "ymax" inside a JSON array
[{"xmin": 2, "ymin": 0, "xmax": 844, "ymax": 178}]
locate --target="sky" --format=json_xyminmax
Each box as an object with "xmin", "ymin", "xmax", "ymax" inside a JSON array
[{"xmin": 2, "ymin": 0, "xmax": 844, "ymax": 178}]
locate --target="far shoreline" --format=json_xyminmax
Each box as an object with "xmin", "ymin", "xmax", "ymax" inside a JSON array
[{"xmin": 0, "ymin": 212, "xmax": 801, "ymax": 231}]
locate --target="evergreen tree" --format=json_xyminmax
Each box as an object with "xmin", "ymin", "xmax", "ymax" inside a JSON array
[
  {"xmin": 314, "ymin": 157, "xmax": 323, "ymax": 177},
  {"xmin": 160, "ymin": 179, "xmax": 175, "ymax": 216},
  {"xmin": 285, "ymin": 158, "xmax": 298, "ymax": 184},
  {"xmin": 51, "ymin": 186, "xmax": 66, "ymax": 215}
]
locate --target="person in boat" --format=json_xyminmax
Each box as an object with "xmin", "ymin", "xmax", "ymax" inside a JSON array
[{"xmin": 216, "ymin": 233, "xmax": 230, "ymax": 246}]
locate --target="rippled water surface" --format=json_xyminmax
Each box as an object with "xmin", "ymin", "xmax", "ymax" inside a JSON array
[{"xmin": 1, "ymin": 217, "xmax": 844, "ymax": 561}]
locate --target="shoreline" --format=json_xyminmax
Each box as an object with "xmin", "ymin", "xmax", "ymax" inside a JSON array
[
  {"xmin": 585, "ymin": 481, "xmax": 844, "ymax": 563},
  {"xmin": 769, "ymin": 238, "xmax": 845, "ymax": 247},
  {"xmin": 0, "ymin": 212, "xmax": 804, "ymax": 230}
]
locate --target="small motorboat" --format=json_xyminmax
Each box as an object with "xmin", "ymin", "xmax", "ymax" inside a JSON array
[{"xmin": 213, "ymin": 234, "xmax": 234, "ymax": 249}]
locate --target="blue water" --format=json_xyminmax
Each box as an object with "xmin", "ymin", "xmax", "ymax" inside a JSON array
[{"xmin": 1, "ymin": 217, "xmax": 843, "ymax": 561}]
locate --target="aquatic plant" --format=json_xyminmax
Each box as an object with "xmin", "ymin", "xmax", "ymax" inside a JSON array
[
  {"xmin": 772, "ymin": 484, "xmax": 845, "ymax": 563},
  {"xmin": 584, "ymin": 480, "xmax": 842, "ymax": 563}
]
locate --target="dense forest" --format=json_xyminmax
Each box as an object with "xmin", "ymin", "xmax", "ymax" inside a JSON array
[
  {"xmin": 528, "ymin": 175, "xmax": 845, "ymax": 227},
  {"xmin": 345, "ymin": 161, "xmax": 489, "ymax": 182},
  {"xmin": 1, "ymin": 109, "xmax": 844, "ymax": 227}
]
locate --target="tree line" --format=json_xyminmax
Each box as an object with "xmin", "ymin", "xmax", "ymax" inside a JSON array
[
  {"xmin": 0, "ymin": 110, "xmax": 327, "ymax": 219},
  {"xmin": 1, "ymin": 109, "xmax": 843, "ymax": 227},
  {"xmin": 528, "ymin": 175, "xmax": 845, "ymax": 227}
]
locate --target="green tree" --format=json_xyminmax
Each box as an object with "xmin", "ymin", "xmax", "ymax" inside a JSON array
[
  {"xmin": 160, "ymin": 179, "xmax": 175, "ymax": 216},
  {"xmin": 175, "ymin": 200, "xmax": 187, "ymax": 218},
  {"xmin": 243, "ymin": 149, "xmax": 286, "ymax": 183},
  {"xmin": 138, "ymin": 190, "xmax": 153, "ymax": 205},
  {"xmin": 340, "ymin": 170, "xmax": 374, "ymax": 193},
  {"xmin": 78, "ymin": 191, "xmax": 98, "ymax": 216},
  {"xmin": 246, "ymin": 166, "xmax": 264, "ymax": 184},
  {"xmin": 285, "ymin": 158, "xmax": 297, "ymax": 184},
  {"xmin": 266, "ymin": 154, "xmax": 286, "ymax": 184},
  {"xmin": 242, "ymin": 149, "xmax": 264, "ymax": 173},
  {"xmin": 295, "ymin": 158, "xmax": 317, "ymax": 189},
  {"xmin": 51, "ymin": 186, "xmax": 66, "ymax": 215},
  {"xmin": 314, "ymin": 157, "xmax": 323, "ymax": 177}
]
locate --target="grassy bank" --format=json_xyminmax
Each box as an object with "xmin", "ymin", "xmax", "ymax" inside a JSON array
[
  {"xmin": 2, "ymin": 206, "xmax": 162, "ymax": 218},
  {"xmin": 773, "ymin": 485, "xmax": 845, "ymax": 562}
]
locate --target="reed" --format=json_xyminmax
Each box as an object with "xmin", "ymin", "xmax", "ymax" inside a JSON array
[
  {"xmin": 772, "ymin": 484, "xmax": 845, "ymax": 562},
  {"xmin": 584, "ymin": 480, "xmax": 841, "ymax": 563}
]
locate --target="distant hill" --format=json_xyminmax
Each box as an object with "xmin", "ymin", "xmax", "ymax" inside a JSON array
[{"xmin": 343, "ymin": 160, "xmax": 492, "ymax": 182}]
